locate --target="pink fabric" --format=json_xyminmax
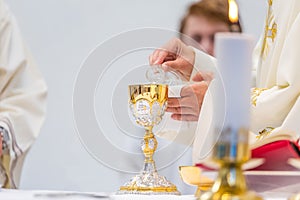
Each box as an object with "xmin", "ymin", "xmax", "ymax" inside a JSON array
[{"xmin": 251, "ymin": 140, "xmax": 300, "ymax": 171}]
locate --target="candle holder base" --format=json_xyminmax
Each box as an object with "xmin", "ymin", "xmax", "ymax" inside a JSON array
[
  {"xmin": 290, "ymin": 193, "xmax": 300, "ymax": 200},
  {"xmin": 199, "ymin": 162, "xmax": 262, "ymax": 200},
  {"xmin": 199, "ymin": 128, "xmax": 262, "ymax": 200},
  {"xmin": 199, "ymin": 190, "xmax": 262, "ymax": 200}
]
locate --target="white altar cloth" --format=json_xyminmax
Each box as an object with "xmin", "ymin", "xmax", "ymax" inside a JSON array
[{"xmin": 0, "ymin": 189, "xmax": 296, "ymax": 200}]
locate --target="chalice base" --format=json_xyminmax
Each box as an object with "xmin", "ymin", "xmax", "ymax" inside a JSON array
[{"xmin": 118, "ymin": 171, "xmax": 180, "ymax": 195}]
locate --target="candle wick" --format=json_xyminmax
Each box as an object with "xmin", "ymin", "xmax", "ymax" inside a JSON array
[{"xmin": 230, "ymin": 23, "xmax": 241, "ymax": 33}]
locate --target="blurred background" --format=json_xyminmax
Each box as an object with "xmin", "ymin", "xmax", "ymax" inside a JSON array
[{"xmin": 6, "ymin": 0, "xmax": 266, "ymax": 194}]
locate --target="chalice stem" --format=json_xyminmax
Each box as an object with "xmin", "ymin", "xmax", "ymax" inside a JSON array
[{"xmin": 142, "ymin": 126, "xmax": 158, "ymax": 173}]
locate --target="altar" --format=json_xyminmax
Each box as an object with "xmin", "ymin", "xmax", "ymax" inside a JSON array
[{"xmin": 0, "ymin": 188, "xmax": 298, "ymax": 200}]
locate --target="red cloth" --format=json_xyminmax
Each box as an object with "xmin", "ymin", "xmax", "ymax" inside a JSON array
[
  {"xmin": 251, "ymin": 140, "xmax": 300, "ymax": 171},
  {"xmin": 195, "ymin": 140, "xmax": 300, "ymax": 192},
  {"xmin": 195, "ymin": 140, "xmax": 300, "ymax": 171}
]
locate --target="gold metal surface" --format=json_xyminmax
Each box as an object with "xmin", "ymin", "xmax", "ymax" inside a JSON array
[
  {"xmin": 251, "ymin": 88, "xmax": 267, "ymax": 106},
  {"xmin": 119, "ymin": 185, "xmax": 179, "ymax": 193},
  {"xmin": 129, "ymin": 84, "xmax": 168, "ymax": 103},
  {"xmin": 290, "ymin": 193, "xmax": 300, "ymax": 200},
  {"xmin": 260, "ymin": 0, "xmax": 276, "ymax": 62},
  {"xmin": 179, "ymin": 166, "xmax": 214, "ymax": 197},
  {"xmin": 256, "ymin": 127, "xmax": 274, "ymax": 140},
  {"xmin": 199, "ymin": 128, "xmax": 262, "ymax": 200},
  {"xmin": 267, "ymin": 22, "xmax": 277, "ymax": 42},
  {"xmin": 118, "ymin": 84, "xmax": 180, "ymax": 195},
  {"xmin": 269, "ymin": 0, "xmax": 272, "ymax": 6},
  {"xmin": 128, "ymin": 84, "xmax": 166, "ymax": 167},
  {"xmin": 1, "ymin": 154, "xmax": 10, "ymax": 188}
]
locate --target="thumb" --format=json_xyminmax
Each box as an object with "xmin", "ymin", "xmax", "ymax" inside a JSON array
[
  {"xmin": 192, "ymin": 72, "xmax": 205, "ymax": 82},
  {"xmin": 162, "ymin": 60, "xmax": 180, "ymax": 72},
  {"xmin": 192, "ymin": 72, "xmax": 214, "ymax": 82}
]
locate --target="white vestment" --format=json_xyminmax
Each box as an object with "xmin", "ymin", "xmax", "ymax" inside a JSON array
[
  {"xmin": 158, "ymin": 0, "xmax": 300, "ymax": 164},
  {"xmin": 0, "ymin": 0, "xmax": 47, "ymax": 187}
]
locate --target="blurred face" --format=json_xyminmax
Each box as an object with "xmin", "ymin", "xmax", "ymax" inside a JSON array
[{"xmin": 182, "ymin": 15, "xmax": 230, "ymax": 56}]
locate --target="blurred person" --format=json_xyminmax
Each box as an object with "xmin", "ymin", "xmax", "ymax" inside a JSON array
[
  {"xmin": 150, "ymin": 0, "xmax": 300, "ymax": 164},
  {"xmin": 179, "ymin": 0, "xmax": 242, "ymax": 56},
  {"xmin": 164, "ymin": 0, "xmax": 243, "ymax": 123},
  {"xmin": 0, "ymin": 0, "xmax": 47, "ymax": 188}
]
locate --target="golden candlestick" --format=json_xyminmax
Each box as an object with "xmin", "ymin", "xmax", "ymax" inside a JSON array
[
  {"xmin": 118, "ymin": 84, "xmax": 180, "ymax": 195},
  {"xmin": 199, "ymin": 128, "xmax": 262, "ymax": 200}
]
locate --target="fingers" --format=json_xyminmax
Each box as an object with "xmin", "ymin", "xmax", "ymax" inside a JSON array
[
  {"xmin": 167, "ymin": 96, "xmax": 201, "ymax": 118},
  {"xmin": 168, "ymin": 97, "xmax": 198, "ymax": 108},
  {"xmin": 166, "ymin": 106, "xmax": 198, "ymax": 115},
  {"xmin": 0, "ymin": 136, "xmax": 2, "ymax": 156},
  {"xmin": 149, "ymin": 38, "xmax": 196, "ymax": 81},
  {"xmin": 149, "ymin": 49, "xmax": 169, "ymax": 65},
  {"xmin": 163, "ymin": 59, "xmax": 193, "ymax": 81},
  {"xmin": 180, "ymin": 82, "xmax": 209, "ymax": 97},
  {"xmin": 192, "ymin": 72, "xmax": 205, "ymax": 82},
  {"xmin": 166, "ymin": 82, "xmax": 210, "ymax": 121},
  {"xmin": 180, "ymin": 85, "xmax": 194, "ymax": 97},
  {"xmin": 149, "ymin": 38, "xmax": 181, "ymax": 65},
  {"xmin": 192, "ymin": 71, "xmax": 214, "ymax": 82},
  {"xmin": 171, "ymin": 114, "xmax": 199, "ymax": 121},
  {"xmin": 149, "ymin": 49, "xmax": 177, "ymax": 66},
  {"xmin": 162, "ymin": 60, "xmax": 177, "ymax": 71},
  {"xmin": 161, "ymin": 38, "xmax": 181, "ymax": 55},
  {"xmin": 167, "ymin": 83, "xmax": 208, "ymax": 109}
]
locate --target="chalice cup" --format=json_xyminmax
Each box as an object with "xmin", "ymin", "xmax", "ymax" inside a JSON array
[{"xmin": 118, "ymin": 84, "xmax": 180, "ymax": 195}]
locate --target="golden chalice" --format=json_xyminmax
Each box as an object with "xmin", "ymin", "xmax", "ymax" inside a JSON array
[{"xmin": 118, "ymin": 84, "xmax": 180, "ymax": 195}]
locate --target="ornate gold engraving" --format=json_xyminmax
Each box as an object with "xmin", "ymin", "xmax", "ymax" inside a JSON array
[
  {"xmin": 256, "ymin": 127, "xmax": 275, "ymax": 140},
  {"xmin": 251, "ymin": 88, "xmax": 267, "ymax": 106},
  {"xmin": 267, "ymin": 22, "xmax": 277, "ymax": 42},
  {"xmin": 269, "ymin": 0, "xmax": 273, "ymax": 6},
  {"xmin": 118, "ymin": 84, "xmax": 180, "ymax": 195},
  {"xmin": 260, "ymin": 0, "xmax": 277, "ymax": 61}
]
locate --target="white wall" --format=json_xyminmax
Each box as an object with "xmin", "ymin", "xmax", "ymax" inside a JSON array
[{"xmin": 5, "ymin": 0, "xmax": 267, "ymax": 194}]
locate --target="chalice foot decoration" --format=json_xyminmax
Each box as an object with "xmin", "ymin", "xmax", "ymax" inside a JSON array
[{"xmin": 118, "ymin": 84, "xmax": 180, "ymax": 195}]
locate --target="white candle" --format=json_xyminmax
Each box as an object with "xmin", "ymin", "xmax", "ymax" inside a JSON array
[{"xmin": 213, "ymin": 33, "xmax": 253, "ymax": 132}]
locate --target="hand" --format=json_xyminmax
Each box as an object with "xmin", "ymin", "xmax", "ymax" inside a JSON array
[
  {"xmin": 166, "ymin": 72, "xmax": 213, "ymax": 121},
  {"xmin": 149, "ymin": 38, "xmax": 195, "ymax": 81},
  {"xmin": 0, "ymin": 134, "xmax": 2, "ymax": 156}
]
